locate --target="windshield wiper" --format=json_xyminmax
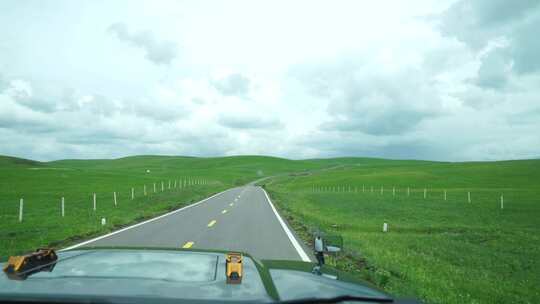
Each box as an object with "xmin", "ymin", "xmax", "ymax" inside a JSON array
[{"xmin": 276, "ymin": 295, "xmax": 394, "ymax": 303}]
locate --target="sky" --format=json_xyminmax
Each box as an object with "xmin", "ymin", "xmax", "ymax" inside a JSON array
[{"xmin": 0, "ymin": 0, "xmax": 539, "ymax": 161}]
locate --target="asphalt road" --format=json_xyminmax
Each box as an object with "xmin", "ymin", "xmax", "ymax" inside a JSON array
[{"xmin": 63, "ymin": 186, "xmax": 313, "ymax": 262}]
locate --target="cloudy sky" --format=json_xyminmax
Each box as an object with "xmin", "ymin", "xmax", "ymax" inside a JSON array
[{"xmin": 1, "ymin": 0, "xmax": 539, "ymax": 161}]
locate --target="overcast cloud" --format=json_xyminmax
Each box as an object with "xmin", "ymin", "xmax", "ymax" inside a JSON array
[
  {"xmin": 107, "ymin": 22, "xmax": 178, "ymax": 65},
  {"xmin": 0, "ymin": 0, "xmax": 539, "ymax": 161}
]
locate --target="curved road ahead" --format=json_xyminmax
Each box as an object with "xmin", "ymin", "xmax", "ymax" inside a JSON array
[{"xmin": 63, "ymin": 186, "xmax": 313, "ymax": 262}]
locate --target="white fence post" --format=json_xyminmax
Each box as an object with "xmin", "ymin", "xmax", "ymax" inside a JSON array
[
  {"xmin": 131, "ymin": 188, "xmax": 134, "ymax": 200},
  {"xmin": 93, "ymin": 193, "xmax": 96, "ymax": 211},
  {"xmin": 500, "ymin": 194, "xmax": 504, "ymax": 209},
  {"xmin": 114, "ymin": 191, "xmax": 117, "ymax": 206},
  {"xmin": 393, "ymin": 187, "xmax": 395, "ymax": 197},
  {"xmin": 444, "ymin": 190, "xmax": 447, "ymax": 201},
  {"xmin": 407, "ymin": 187, "xmax": 410, "ymax": 196},
  {"xmin": 61, "ymin": 197, "xmax": 65, "ymax": 217},
  {"xmin": 19, "ymin": 198, "xmax": 24, "ymax": 222},
  {"xmin": 383, "ymin": 223, "xmax": 388, "ymax": 232},
  {"xmin": 161, "ymin": 182, "xmax": 164, "ymax": 192},
  {"xmin": 468, "ymin": 191, "xmax": 471, "ymax": 203},
  {"xmin": 153, "ymin": 183, "xmax": 156, "ymax": 193},
  {"xmin": 174, "ymin": 180, "xmax": 177, "ymax": 188},
  {"xmin": 362, "ymin": 185, "xmax": 365, "ymax": 193}
]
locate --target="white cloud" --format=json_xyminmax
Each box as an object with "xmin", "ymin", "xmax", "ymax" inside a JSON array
[
  {"xmin": 0, "ymin": 0, "xmax": 538, "ymax": 161},
  {"xmin": 108, "ymin": 22, "xmax": 178, "ymax": 65}
]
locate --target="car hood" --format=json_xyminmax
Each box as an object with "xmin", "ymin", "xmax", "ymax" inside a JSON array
[{"xmin": 0, "ymin": 248, "xmax": 392, "ymax": 303}]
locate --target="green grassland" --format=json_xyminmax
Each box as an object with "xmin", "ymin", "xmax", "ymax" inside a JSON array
[
  {"xmin": 0, "ymin": 155, "xmax": 335, "ymax": 258},
  {"xmin": 261, "ymin": 159, "xmax": 540, "ymax": 304},
  {"xmin": 1, "ymin": 154, "xmax": 539, "ymax": 303}
]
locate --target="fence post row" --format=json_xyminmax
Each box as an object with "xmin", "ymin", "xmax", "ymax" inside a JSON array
[{"xmin": 12, "ymin": 184, "xmax": 508, "ymax": 222}]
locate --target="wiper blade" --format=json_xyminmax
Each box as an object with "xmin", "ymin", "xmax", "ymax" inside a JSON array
[{"xmin": 277, "ymin": 295, "xmax": 393, "ymax": 303}]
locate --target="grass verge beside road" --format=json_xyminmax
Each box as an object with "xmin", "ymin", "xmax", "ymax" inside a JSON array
[{"xmin": 262, "ymin": 159, "xmax": 540, "ymax": 304}]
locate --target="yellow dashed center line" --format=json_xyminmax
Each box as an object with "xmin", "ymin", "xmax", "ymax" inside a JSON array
[
  {"xmin": 222, "ymin": 209, "xmax": 228, "ymax": 214},
  {"xmin": 208, "ymin": 220, "xmax": 217, "ymax": 227},
  {"xmin": 182, "ymin": 241, "xmax": 194, "ymax": 248}
]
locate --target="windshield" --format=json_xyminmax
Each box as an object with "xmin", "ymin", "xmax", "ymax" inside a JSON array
[{"xmin": 1, "ymin": 1, "xmax": 539, "ymax": 304}]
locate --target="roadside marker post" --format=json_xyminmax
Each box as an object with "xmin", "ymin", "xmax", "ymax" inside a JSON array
[
  {"xmin": 362, "ymin": 185, "xmax": 365, "ymax": 193},
  {"xmin": 174, "ymin": 180, "xmax": 177, "ymax": 188},
  {"xmin": 114, "ymin": 191, "xmax": 117, "ymax": 206},
  {"xmin": 501, "ymin": 194, "xmax": 504, "ymax": 209},
  {"xmin": 444, "ymin": 190, "xmax": 447, "ymax": 201},
  {"xmin": 468, "ymin": 191, "xmax": 471, "ymax": 203},
  {"xmin": 161, "ymin": 182, "xmax": 164, "ymax": 192},
  {"xmin": 93, "ymin": 193, "xmax": 96, "ymax": 211},
  {"xmin": 153, "ymin": 183, "xmax": 156, "ymax": 193},
  {"xmin": 393, "ymin": 187, "xmax": 395, "ymax": 197},
  {"xmin": 169, "ymin": 181, "xmax": 171, "ymax": 189},
  {"xmin": 61, "ymin": 197, "xmax": 65, "ymax": 217},
  {"xmin": 424, "ymin": 188, "xmax": 427, "ymax": 199},
  {"xmin": 407, "ymin": 187, "xmax": 410, "ymax": 196},
  {"xmin": 144, "ymin": 185, "xmax": 147, "ymax": 196},
  {"xmin": 383, "ymin": 223, "xmax": 388, "ymax": 232},
  {"xmin": 381, "ymin": 186, "xmax": 383, "ymax": 195},
  {"xmin": 131, "ymin": 188, "xmax": 134, "ymax": 200},
  {"xmin": 19, "ymin": 198, "xmax": 23, "ymax": 222}
]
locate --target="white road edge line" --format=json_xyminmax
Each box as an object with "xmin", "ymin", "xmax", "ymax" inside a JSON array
[
  {"xmin": 261, "ymin": 188, "xmax": 311, "ymax": 262},
  {"xmin": 61, "ymin": 188, "xmax": 233, "ymax": 251}
]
